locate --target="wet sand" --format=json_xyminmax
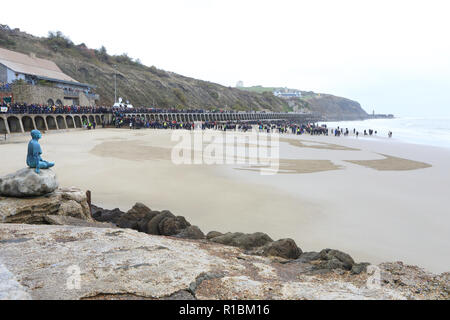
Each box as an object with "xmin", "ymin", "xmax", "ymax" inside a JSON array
[
  {"xmin": 0, "ymin": 128, "xmax": 449, "ymax": 273},
  {"xmin": 345, "ymin": 154, "xmax": 432, "ymax": 171}
]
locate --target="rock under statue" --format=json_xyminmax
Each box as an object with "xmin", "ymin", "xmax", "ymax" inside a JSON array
[{"xmin": 26, "ymin": 130, "xmax": 55, "ymax": 173}]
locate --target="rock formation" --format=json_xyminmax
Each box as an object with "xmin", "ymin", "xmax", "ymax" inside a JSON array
[
  {"xmin": 91, "ymin": 203, "xmax": 205, "ymax": 240},
  {"xmin": 0, "ymin": 187, "xmax": 92, "ymax": 223},
  {"xmin": 0, "ymin": 168, "xmax": 58, "ymax": 197},
  {"xmin": 0, "ymin": 224, "xmax": 447, "ymax": 300},
  {"xmin": 0, "ymin": 190, "xmax": 447, "ymax": 300}
]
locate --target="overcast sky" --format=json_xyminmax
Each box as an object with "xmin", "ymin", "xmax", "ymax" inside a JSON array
[{"xmin": 3, "ymin": 0, "xmax": 450, "ymax": 116}]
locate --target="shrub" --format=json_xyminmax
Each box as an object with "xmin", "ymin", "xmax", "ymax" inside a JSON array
[
  {"xmin": 45, "ymin": 31, "xmax": 74, "ymax": 52},
  {"xmin": 149, "ymin": 66, "xmax": 168, "ymax": 77},
  {"xmin": 173, "ymin": 88, "xmax": 187, "ymax": 104},
  {"xmin": 96, "ymin": 46, "xmax": 109, "ymax": 63},
  {"xmin": 208, "ymin": 90, "xmax": 219, "ymax": 99}
]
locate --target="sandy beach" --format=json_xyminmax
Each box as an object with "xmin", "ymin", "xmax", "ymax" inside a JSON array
[{"xmin": 1, "ymin": 128, "xmax": 449, "ymax": 273}]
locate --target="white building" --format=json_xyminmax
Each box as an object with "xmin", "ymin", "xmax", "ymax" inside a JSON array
[
  {"xmin": 0, "ymin": 47, "xmax": 98, "ymax": 106},
  {"xmin": 273, "ymin": 88, "xmax": 302, "ymax": 98}
]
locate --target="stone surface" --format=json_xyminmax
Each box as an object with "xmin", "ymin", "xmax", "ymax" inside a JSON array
[
  {"xmin": 126, "ymin": 203, "xmax": 152, "ymax": 220},
  {"xmin": 206, "ymin": 231, "xmax": 223, "ymax": 240},
  {"xmin": 210, "ymin": 232, "xmax": 273, "ymax": 250},
  {"xmin": 91, "ymin": 205, "xmax": 125, "ymax": 224},
  {"xmin": 159, "ymin": 216, "xmax": 191, "ymax": 236},
  {"xmin": 91, "ymin": 204, "xmax": 203, "ymax": 239},
  {"xmin": 136, "ymin": 212, "xmax": 159, "ymax": 233},
  {"xmin": 260, "ymin": 238, "xmax": 302, "ymax": 260},
  {"xmin": 0, "ymin": 187, "xmax": 93, "ymax": 223},
  {"xmin": 175, "ymin": 226, "xmax": 205, "ymax": 240},
  {"xmin": 297, "ymin": 252, "xmax": 321, "ymax": 263},
  {"xmin": 0, "ymin": 262, "xmax": 32, "ymax": 300},
  {"xmin": 351, "ymin": 263, "xmax": 371, "ymax": 275},
  {"xmin": 44, "ymin": 215, "xmax": 116, "ymax": 229},
  {"xmin": 0, "ymin": 168, "xmax": 58, "ymax": 197},
  {"xmin": 146, "ymin": 211, "xmax": 175, "ymax": 235},
  {"xmin": 116, "ymin": 203, "xmax": 153, "ymax": 230},
  {"xmin": 317, "ymin": 249, "xmax": 356, "ymax": 271},
  {"xmin": 0, "ymin": 224, "xmax": 447, "ymax": 300}
]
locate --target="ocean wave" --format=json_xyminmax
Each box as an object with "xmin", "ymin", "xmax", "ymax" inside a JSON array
[{"xmin": 320, "ymin": 118, "xmax": 450, "ymax": 149}]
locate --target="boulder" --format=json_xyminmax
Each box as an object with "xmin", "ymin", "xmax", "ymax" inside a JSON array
[
  {"xmin": 116, "ymin": 215, "xmax": 139, "ymax": 230},
  {"xmin": 159, "ymin": 216, "xmax": 191, "ymax": 236},
  {"xmin": 175, "ymin": 226, "xmax": 205, "ymax": 240},
  {"xmin": 318, "ymin": 249, "xmax": 355, "ymax": 270},
  {"xmin": 261, "ymin": 238, "xmax": 302, "ymax": 260},
  {"xmin": 91, "ymin": 205, "xmax": 125, "ymax": 224},
  {"xmin": 116, "ymin": 203, "xmax": 153, "ymax": 230},
  {"xmin": 146, "ymin": 211, "xmax": 175, "ymax": 235},
  {"xmin": 296, "ymin": 252, "xmax": 321, "ymax": 263},
  {"xmin": 2, "ymin": 224, "xmax": 438, "ymax": 300},
  {"xmin": 0, "ymin": 187, "xmax": 93, "ymax": 224},
  {"xmin": 351, "ymin": 263, "xmax": 370, "ymax": 275},
  {"xmin": 126, "ymin": 203, "xmax": 153, "ymax": 220},
  {"xmin": 210, "ymin": 232, "xmax": 273, "ymax": 250},
  {"xmin": 136, "ymin": 211, "xmax": 160, "ymax": 233},
  {"xmin": 0, "ymin": 168, "xmax": 58, "ymax": 197},
  {"xmin": 206, "ymin": 231, "xmax": 223, "ymax": 240}
]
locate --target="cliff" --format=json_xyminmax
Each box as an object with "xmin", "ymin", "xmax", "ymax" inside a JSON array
[
  {"xmin": 1, "ymin": 24, "xmax": 369, "ymax": 120},
  {"xmin": 300, "ymin": 93, "xmax": 368, "ymax": 121},
  {"xmin": 239, "ymin": 86, "xmax": 369, "ymax": 120},
  {"xmin": 0, "ymin": 25, "xmax": 287, "ymax": 112}
]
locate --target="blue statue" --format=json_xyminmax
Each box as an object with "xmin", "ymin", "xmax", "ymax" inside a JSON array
[{"xmin": 26, "ymin": 130, "xmax": 55, "ymax": 174}]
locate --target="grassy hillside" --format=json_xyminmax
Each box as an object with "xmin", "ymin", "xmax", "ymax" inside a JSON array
[
  {"xmin": 0, "ymin": 24, "xmax": 368, "ymax": 119},
  {"xmin": 238, "ymin": 86, "xmax": 368, "ymax": 120},
  {"xmin": 0, "ymin": 26, "xmax": 289, "ymax": 111}
]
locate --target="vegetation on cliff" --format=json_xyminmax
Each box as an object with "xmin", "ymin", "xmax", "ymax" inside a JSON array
[
  {"xmin": 239, "ymin": 86, "xmax": 368, "ymax": 120},
  {"xmin": 1, "ymin": 25, "xmax": 367, "ymax": 118}
]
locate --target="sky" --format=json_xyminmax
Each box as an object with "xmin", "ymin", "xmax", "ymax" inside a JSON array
[{"xmin": 2, "ymin": 0, "xmax": 450, "ymax": 117}]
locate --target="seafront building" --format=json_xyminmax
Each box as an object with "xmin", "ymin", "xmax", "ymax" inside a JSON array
[
  {"xmin": 0, "ymin": 49, "xmax": 320, "ymax": 135},
  {"xmin": 0, "ymin": 47, "xmax": 98, "ymax": 107}
]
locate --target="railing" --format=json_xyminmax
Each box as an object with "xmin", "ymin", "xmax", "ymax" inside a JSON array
[
  {"xmin": 63, "ymin": 89, "xmax": 79, "ymax": 97},
  {"xmin": 84, "ymin": 93, "xmax": 100, "ymax": 100},
  {"xmin": 0, "ymin": 86, "xmax": 12, "ymax": 93}
]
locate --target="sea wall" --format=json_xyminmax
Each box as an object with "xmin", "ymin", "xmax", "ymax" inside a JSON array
[{"xmin": 11, "ymin": 84, "xmax": 97, "ymax": 107}]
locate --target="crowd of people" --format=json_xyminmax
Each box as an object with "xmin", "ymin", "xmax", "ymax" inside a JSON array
[
  {"xmin": 0, "ymin": 101, "xmax": 391, "ymax": 138},
  {"xmin": 0, "ymin": 103, "xmax": 262, "ymax": 116},
  {"xmin": 0, "ymin": 82, "xmax": 12, "ymax": 92},
  {"xmin": 0, "ymin": 103, "xmax": 109, "ymax": 114}
]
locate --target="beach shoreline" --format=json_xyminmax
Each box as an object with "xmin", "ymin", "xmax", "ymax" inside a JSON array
[{"xmin": 1, "ymin": 128, "xmax": 449, "ymax": 273}]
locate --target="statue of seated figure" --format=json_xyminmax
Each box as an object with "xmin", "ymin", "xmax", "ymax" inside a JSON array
[{"xmin": 26, "ymin": 130, "xmax": 55, "ymax": 174}]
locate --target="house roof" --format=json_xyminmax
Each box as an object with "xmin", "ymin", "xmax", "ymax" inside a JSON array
[{"xmin": 0, "ymin": 47, "xmax": 79, "ymax": 84}]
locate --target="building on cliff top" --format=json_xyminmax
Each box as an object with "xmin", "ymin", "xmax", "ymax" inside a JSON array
[
  {"xmin": 273, "ymin": 88, "xmax": 302, "ymax": 99},
  {"xmin": 0, "ymin": 47, "xmax": 99, "ymax": 106}
]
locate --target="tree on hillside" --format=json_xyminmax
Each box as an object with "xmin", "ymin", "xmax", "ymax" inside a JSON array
[
  {"xmin": 45, "ymin": 31, "xmax": 73, "ymax": 52},
  {"xmin": 96, "ymin": 45, "xmax": 109, "ymax": 62}
]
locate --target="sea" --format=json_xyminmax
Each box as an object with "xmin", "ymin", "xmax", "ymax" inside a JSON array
[{"xmin": 320, "ymin": 117, "xmax": 450, "ymax": 149}]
